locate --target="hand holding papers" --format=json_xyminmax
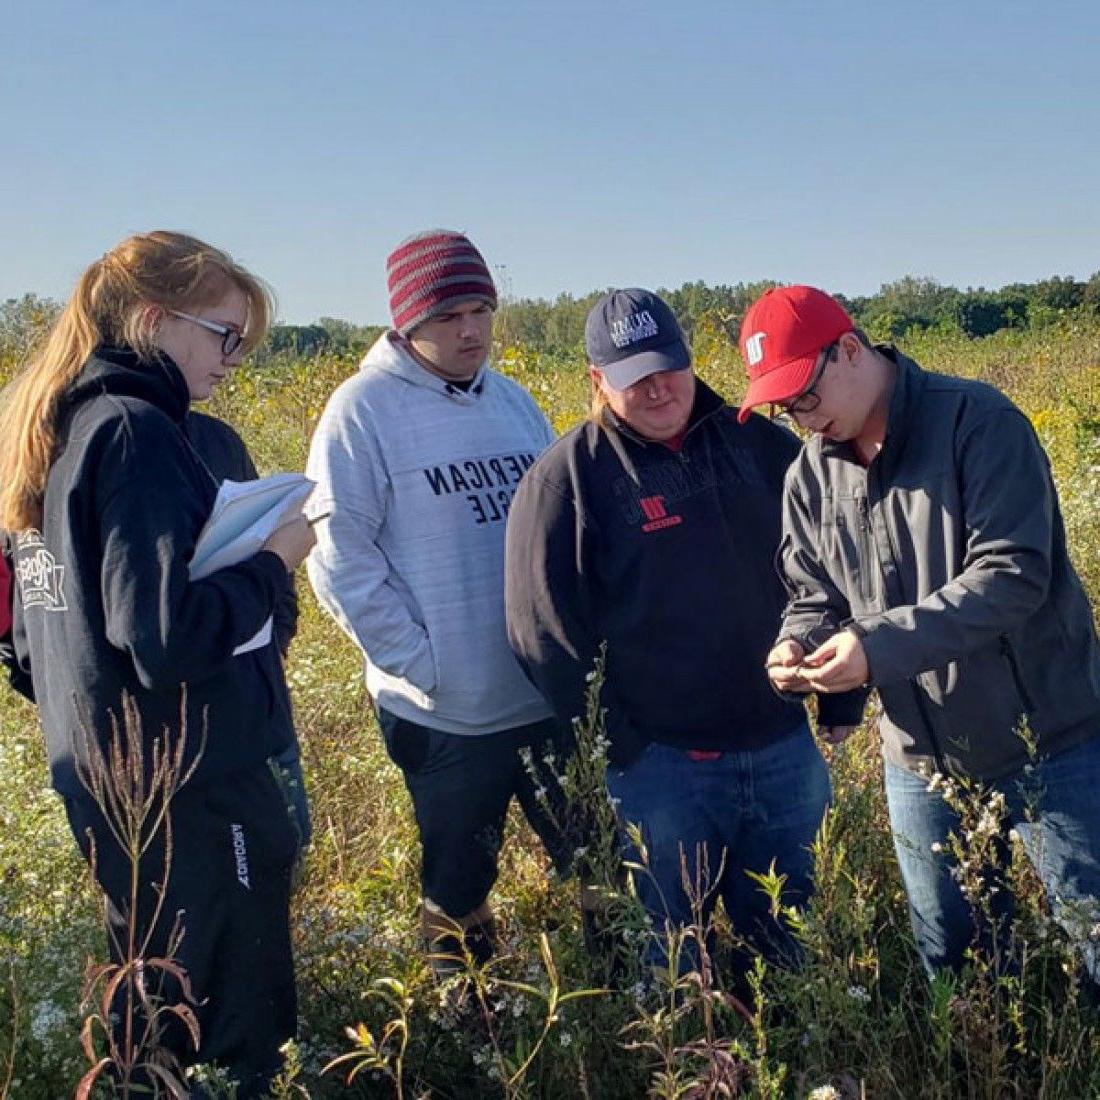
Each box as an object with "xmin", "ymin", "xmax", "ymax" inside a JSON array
[
  {"xmin": 261, "ymin": 512, "xmax": 318, "ymax": 572},
  {"xmin": 190, "ymin": 474, "xmax": 315, "ymax": 655},
  {"xmin": 190, "ymin": 474, "xmax": 316, "ymax": 578}
]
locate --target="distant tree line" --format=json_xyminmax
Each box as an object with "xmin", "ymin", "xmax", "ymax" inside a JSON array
[
  {"xmin": 254, "ymin": 317, "xmax": 386, "ymax": 364},
  {"xmin": 495, "ymin": 272, "xmax": 1100, "ymax": 355},
  {"xmin": 3, "ymin": 271, "xmax": 1099, "ymax": 368}
]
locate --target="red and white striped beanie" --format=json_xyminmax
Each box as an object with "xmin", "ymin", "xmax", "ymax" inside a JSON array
[{"xmin": 386, "ymin": 229, "xmax": 498, "ymax": 335}]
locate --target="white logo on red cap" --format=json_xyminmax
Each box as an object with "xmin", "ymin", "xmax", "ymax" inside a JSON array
[{"xmin": 744, "ymin": 332, "xmax": 767, "ymax": 367}]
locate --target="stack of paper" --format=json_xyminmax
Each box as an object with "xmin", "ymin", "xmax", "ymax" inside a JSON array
[{"xmin": 190, "ymin": 473, "xmax": 315, "ymax": 655}]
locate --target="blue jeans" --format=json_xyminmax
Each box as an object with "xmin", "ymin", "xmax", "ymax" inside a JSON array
[
  {"xmin": 606, "ymin": 723, "xmax": 830, "ymax": 976},
  {"xmin": 884, "ymin": 734, "xmax": 1100, "ymax": 982}
]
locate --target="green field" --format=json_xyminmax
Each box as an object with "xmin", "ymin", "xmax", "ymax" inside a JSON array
[{"xmin": 2, "ymin": 317, "xmax": 1100, "ymax": 1098}]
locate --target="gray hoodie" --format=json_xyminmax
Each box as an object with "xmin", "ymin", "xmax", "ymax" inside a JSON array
[{"xmin": 306, "ymin": 332, "xmax": 554, "ymax": 734}]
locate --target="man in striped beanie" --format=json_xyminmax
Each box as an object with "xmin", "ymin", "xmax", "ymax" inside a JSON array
[
  {"xmin": 306, "ymin": 229, "xmax": 573, "ymax": 981},
  {"xmin": 387, "ymin": 229, "xmax": 498, "ymax": 337}
]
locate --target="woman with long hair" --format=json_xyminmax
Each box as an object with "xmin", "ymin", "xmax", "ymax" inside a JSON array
[{"xmin": 0, "ymin": 231, "xmax": 315, "ymax": 1094}]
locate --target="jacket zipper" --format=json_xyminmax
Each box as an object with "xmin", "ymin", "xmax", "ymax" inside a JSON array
[
  {"xmin": 856, "ymin": 495, "xmax": 875, "ymax": 603},
  {"xmin": 863, "ymin": 480, "xmax": 949, "ymax": 775},
  {"xmin": 1000, "ymin": 635, "xmax": 1036, "ymax": 715}
]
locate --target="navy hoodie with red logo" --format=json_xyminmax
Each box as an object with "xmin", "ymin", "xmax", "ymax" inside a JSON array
[
  {"xmin": 10, "ymin": 346, "xmax": 294, "ymax": 795},
  {"xmin": 505, "ymin": 381, "xmax": 805, "ymax": 767}
]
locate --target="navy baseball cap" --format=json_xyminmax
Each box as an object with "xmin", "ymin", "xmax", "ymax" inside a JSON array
[{"xmin": 584, "ymin": 288, "xmax": 691, "ymax": 390}]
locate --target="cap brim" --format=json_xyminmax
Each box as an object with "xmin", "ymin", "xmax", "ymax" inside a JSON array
[
  {"xmin": 598, "ymin": 341, "xmax": 692, "ymax": 391},
  {"xmin": 736, "ymin": 352, "xmax": 818, "ymax": 423}
]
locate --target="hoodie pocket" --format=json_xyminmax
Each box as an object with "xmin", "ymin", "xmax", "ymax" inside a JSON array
[{"xmin": 405, "ymin": 631, "xmax": 438, "ymax": 696}]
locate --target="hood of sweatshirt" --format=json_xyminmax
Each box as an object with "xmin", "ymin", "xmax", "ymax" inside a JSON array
[
  {"xmin": 64, "ymin": 345, "xmax": 191, "ymax": 425},
  {"xmin": 361, "ymin": 331, "xmax": 489, "ymax": 404}
]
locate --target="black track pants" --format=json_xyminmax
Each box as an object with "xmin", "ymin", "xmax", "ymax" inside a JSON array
[{"xmin": 64, "ymin": 762, "xmax": 300, "ymax": 1096}]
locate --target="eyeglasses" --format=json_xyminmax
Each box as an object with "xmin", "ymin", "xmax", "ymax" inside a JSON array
[
  {"xmin": 168, "ymin": 309, "xmax": 244, "ymax": 358},
  {"xmin": 773, "ymin": 342, "xmax": 837, "ymax": 418}
]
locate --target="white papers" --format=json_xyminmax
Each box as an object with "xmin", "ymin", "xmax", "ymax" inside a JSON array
[
  {"xmin": 189, "ymin": 474, "xmax": 315, "ymax": 656},
  {"xmin": 190, "ymin": 474, "xmax": 315, "ymax": 578}
]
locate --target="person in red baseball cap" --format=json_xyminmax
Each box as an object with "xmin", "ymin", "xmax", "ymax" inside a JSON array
[
  {"xmin": 737, "ymin": 285, "xmax": 855, "ymax": 423},
  {"xmin": 737, "ymin": 283, "xmax": 1100, "ymax": 988}
]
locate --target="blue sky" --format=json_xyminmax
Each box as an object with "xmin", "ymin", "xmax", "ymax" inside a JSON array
[{"xmin": 3, "ymin": 1, "xmax": 1098, "ymax": 324}]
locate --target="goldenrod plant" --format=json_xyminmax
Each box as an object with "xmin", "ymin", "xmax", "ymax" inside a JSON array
[{"xmin": 2, "ymin": 307, "xmax": 1100, "ymax": 1096}]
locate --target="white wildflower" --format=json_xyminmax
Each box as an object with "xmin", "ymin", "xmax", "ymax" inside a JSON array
[{"xmin": 31, "ymin": 1000, "xmax": 66, "ymax": 1044}]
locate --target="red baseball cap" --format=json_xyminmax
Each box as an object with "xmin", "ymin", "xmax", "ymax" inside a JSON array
[{"xmin": 736, "ymin": 286, "xmax": 854, "ymax": 423}]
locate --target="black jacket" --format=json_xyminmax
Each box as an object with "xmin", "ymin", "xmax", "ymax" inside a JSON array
[
  {"xmin": 2, "ymin": 414, "xmax": 300, "ymax": 701},
  {"xmin": 505, "ymin": 381, "xmax": 806, "ymax": 767},
  {"xmin": 11, "ymin": 346, "xmax": 294, "ymax": 795}
]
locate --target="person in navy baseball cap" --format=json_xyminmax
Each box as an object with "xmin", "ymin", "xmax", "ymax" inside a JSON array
[
  {"xmin": 584, "ymin": 289, "xmax": 695, "ymax": 442},
  {"xmin": 585, "ymin": 288, "xmax": 692, "ymax": 390},
  {"xmin": 507, "ymin": 285, "xmax": 829, "ymax": 994}
]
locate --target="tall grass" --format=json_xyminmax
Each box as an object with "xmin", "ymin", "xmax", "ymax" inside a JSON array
[{"xmin": 1, "ymin": 318, "xmax": 1099, "ymax": 1096}]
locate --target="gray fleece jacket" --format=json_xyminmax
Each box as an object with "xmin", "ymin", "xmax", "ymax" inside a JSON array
[
  {"xmin": 306, "ymin": 332, "xmax": 554, "ymax": 734},
  {"xmin": 779, "ymin": 348, "xmax": 1100, "ymax": 780}
]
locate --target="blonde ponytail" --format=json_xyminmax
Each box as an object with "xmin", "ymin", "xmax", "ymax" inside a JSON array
[{"xmin": 0, "ymin": 231, "xmax": 273, "ymax": 530}]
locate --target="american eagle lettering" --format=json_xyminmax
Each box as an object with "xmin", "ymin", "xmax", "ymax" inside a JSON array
[{"xmin": 422, "ymin": 452, "xmax": 536, "ymax": 524}]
